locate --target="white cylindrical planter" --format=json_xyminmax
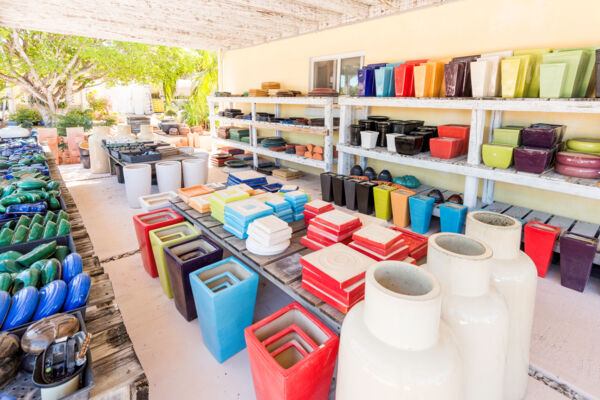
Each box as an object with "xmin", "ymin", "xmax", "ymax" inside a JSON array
[
  {"xmin": 123, "ymin": 164, "xmax": 151, "ymax": 208},
  {"xmin": 156, "ymin": 161, "xmax": 182, "ymax": 193},
  {"xmin": 465, "ymin": 211, "xmax": 537, "ymax": 400},
  {"xmin": 138, "ymin": 125, "xmax": 155, "ymax": 141},
  {"xmin": 336, "ymin": 261, "xmax": 463, "ymax": 400},
  {"xmin": 89, "ymin": 126, "xmax": 110, "ymax": 174},
  {"xmin": 360, "ymin": 131, "xmax": 378, "ymax": 149},
  {"xmin": 115, "ymin": 124, "xmax": 135, "ymax": 140},
  {"xmin": 182, "ymin": 153, "xmax": 208, "ymax": 186},
  {"xmin": 426, "ymin": 233, "xmax": 508, "ymax": 400}
]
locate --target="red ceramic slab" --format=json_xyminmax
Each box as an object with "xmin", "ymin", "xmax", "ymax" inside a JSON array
[
  {"xmin": 300, "ymin": 236, "xmax": 326, "ymax": 251},
  {"xmin": 351, "ymin": 236, "xmax": 407, "ymax": 257},
  {"xmin": 301, "ymin": 280, "xmax": 364, "ymax": 314},
  {"xmin": 309, "ymin": 217, "xmax": 361, "ymax": 236},
  {"xmin": 313, "ymin": 210, "xmax": 362, "ymax": 232},
  {"xmin": 306, "ymin": 231, "xmax": 351, "ymax": 247},
  {"xmin": 301, "ymin": 267, "xmax": 365, "ymax": 305},
  {"xmin": 352, "ymin": 225, "xmax": 404, "ymax": 250},
  {"xmin": 405, "ymin": 256, "xmax": 417, "ymax": 265},
  {"xmin": 300, "ymin": 243, "xmax": 375, "ymax": 290},
  {"xmin": 348, "ymin": 241, "xmax": 409, "ymax": 262},
  {"xmin": 307, "ymin": 223, "xmax": 357, "ymax": 243},
  {"xmin": 389, "ymin": 227, "xmax": 428, "ymax": 260},
  {"xmin": 305, "ymin": 200, "xmax": 335, "ymax": 214}
]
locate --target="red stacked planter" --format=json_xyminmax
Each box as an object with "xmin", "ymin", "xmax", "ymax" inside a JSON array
[
  {"xmin": 300, "ymin": 210, "xmax": 362, "ymax": 251},
  {"xmin": 303, "ymin": 200, "xmax": 334, "ymax": 226},
  {"xmin": 524, "ymin": 221, "xmax": 561, "ymax": 277},
  {"xmin": 437, "ymin": 124, "xmax": 470, "ymax": 155},
  {"xmin": 389, "ymin": 226, "xmax": 429, "ymax": 261},
  {"xmin": 245, "ymin": 302, "xmax": 339, "ymax": 400},
  {"xmin": 133, "ymin": 208, "xmax": 184, "ymax": 278},
  {"xmin": 348, "ymin": 225, "xmax": 410, "ymax": 262}
]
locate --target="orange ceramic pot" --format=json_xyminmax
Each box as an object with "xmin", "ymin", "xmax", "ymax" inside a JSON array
[{"xmin": 390, "ymin": 188, "xmax": 417, "ymax": 227}]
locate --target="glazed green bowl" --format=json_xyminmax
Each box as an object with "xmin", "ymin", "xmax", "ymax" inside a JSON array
[{"xmin": 482, "ymin": 143, "xmax": 516, "ymax": 169}]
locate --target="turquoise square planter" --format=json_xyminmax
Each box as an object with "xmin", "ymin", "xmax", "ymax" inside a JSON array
[
  {"xmin": 408, "ymin": 195, "xmax": 435, "ymax": 234},
  {"xmin": 189, "ymin": 257, "xmax": 259, "ymax": 363},
  {"xmin": 439, "ymin": 202, "xmax": 468, "ymax": 233}
]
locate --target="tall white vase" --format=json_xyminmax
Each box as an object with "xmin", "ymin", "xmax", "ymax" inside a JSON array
[
  {"xmin": 336, "ymin": 261, "xmax": 463, "ymax": 400},
  {"xmin": 123, "ymin": 164, "xmax": 151, "ymax": 208},
  {"xmin": 138, "ymin": 125, "xmax": 155, "ymax": 141},
  {"xmin": 182, "ymin": 155, "xmax": 208, "ymax": 187},
  {"xmin": 89, "ymin": 126, "xmax": 110, "ymax": 174},
  {"xmin": 465, "ymin": 211, "xmax": 537, "ymax": 400},
  {"xmin": 156, "ymin": 161, "xmax": 182, "ymax": 193},
  {"xmin": 426, "ymin": 233, "xmax": 509, "ymax": 400}
]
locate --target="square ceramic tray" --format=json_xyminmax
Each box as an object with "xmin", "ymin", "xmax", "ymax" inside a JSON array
[
  {"xmin": 300, "ymin": 235, "xmax": 326, "ymax": 251},
  {"xmin": 351, "ymin": 225, "xmax": 404, "ymax": 250},
  {"xmin": 251, "ymin": 215, "xmax": 290, "ymax": 234},
  {"xmin": 178, "ymin": 185, "xmax": 215, "ymax": 203},
  {"xmin": 313, "ymin": 210, "xmax": 361, "ymax": 232},
  {"xmin": 300, "ymin": 279, "xmax": 364, "ymax": 313},
  {"xmin": 230, "ymin": 170, "xmax": 268, "ymax": 182},
  {"xmin": 214, "ymin": 188, "xmax": 250, "ymax": 203},
  {"xmin": 139, "ymin": 191, "xmax": 178, "ymax": 212},
  {"xmin": 304, "ymin": 200, "xmax": 335, "ymax": 214},
  {"xmin": 348, "ymin": 241, "xmax": 409, "ymax": 261},
  {"xmin": 188, "ymin": 194, "xmax": 212, "ymax": 213},
  {"xmin": 248, "ymin": 225, "xmax": 292, "ymax": 246},
  {"xmin": 301, "ymin": 267, "xmax": 365, "ymax": 304},
  {"xmin": 226, "ymin": 199, "xmax": 273, "ymax": 220}
]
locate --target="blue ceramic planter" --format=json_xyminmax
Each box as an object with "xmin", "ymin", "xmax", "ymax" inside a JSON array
[
  {"xmin": 439, "ymin": 202, "xmax": 468, "ymax": 233},
  {"xmin": 189, "ymin": 257, "xmax": 259, "ymax": 363},
  {"xmin": 63, "ymin": 273, "xmax": 91, "ymax": 311},
  {"xmin": 408, "ymin": 195, "xmax": 435, "ymax": 234},
  {"xmin": 33, "ymin": 280, "xmax": 67, "ymax": 321},
  {"xmin": 3, "ymin": 286, "xmax": 38, "ymax": 329},
  {"xmin": 0, "ymin": 291, "xmax": 10, "ymax": 327}
]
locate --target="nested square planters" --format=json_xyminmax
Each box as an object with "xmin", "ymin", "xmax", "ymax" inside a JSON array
[
  {"xmin": 164, "ymin": 236, "xmax": 223, "ymax": 321},
  {"xmin": 524, "ymin": 221, "xmax": 561, "ymax": 277},
  {"xmin": 245, "ymin": 302, "xmax": 339, "ymax": 400},
  {"xmin": 190, "ymin": 257, "xmax": 259, "ymax": 362},
  {"xmin": 149, "ymin": 222, "xmax": 200, "ymax": 298},
  {"xmin": 133, "ymin": 209, "xmax": 184, "ymax": 278}
]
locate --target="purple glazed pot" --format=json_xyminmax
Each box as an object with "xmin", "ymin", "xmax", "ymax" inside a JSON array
[
  {"xmin": 514, "ymin": 145, "xmax": 558, "ymax": 174},
  {"xmin": 559, "ymin": 232, "xmax": 598, "ymax": 292},
  {"xmin": 522, "ymin": 126, "xmax": 561, "ymax": 149},
  {"xmin": 444, "ymin": 62, "xmax": 465, "ymax": 97},
  {"xmin": 451, "ymin": 55, "xmax": 480, "ymax": 97},
  {"xmin": 529, "ymin": 123, "xmax": 566, "ymax": 143}
]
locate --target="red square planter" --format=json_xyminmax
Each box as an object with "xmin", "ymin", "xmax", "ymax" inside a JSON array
[
  {"xmin": 430, "ymin": 137, "xmax": 464, "ymax": 159},
  {"xmin": 389, "ymin": 227, "xmax": 428, "ymax": 260},
  {"xmin": 245, "ymin": 302, "xmax": 339, "ymax": 400},
  {"xmin": 437, "ymin": 124, "xmax": 470, "ymax": 154},
  {"xmin": 394, "ymin": 64, "xmax": 416, "ymax": 97},
  {"xmin": 133, "ymin": 208, "xmax": 184, "ymax": 278},
  {"xmin": 524, "ymin": 221, "xmax": 561, "ymax": 277}
]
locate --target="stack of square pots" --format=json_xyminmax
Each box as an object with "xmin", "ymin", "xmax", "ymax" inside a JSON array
[
  {"xmin": 190, "ymin": 257, "xmax": 259, "ymax": 362},
  {"xmin": 265, "ymin": 196, "xmax": 294, "ymax": 223},
  {"xmin": 302, "ymin": 200, "xmax": 334, "ymax": 226},
  {"xmin": 348, "ymin": 225, "xmax": 410, "ymax": 262},
  {"xmin": 244, "ymin": 302, "xmax": 339, "ymax": 400},
  {"xmin": 390, "ymin": 227, "xmax": 429, "ymax": 262},
  {"xmin": 164, "ymin": 235, "xmax": 223, "ymax": 321},
  {"xmin": 133, "ymin": 208, "xmax": 184, "ymax": 278},
  {"xmin": 224, "ymin": 198, "xmax": 274, "ymax": 239},
  {"xmin": 300, "ymin": 210, "xmax": 362, "ymax": 251},
  {"xmin": 514, "ymin": 124, "xmax": 564, "ymax": 174}
]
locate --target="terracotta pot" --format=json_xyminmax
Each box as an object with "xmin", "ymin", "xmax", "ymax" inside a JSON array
[
  {"xmin": 426, "ymin": 233, "xmax": 508, "ymax": 400},
  {"xmin": 465, "ymin": 211, "xmax": 537, "ymax": 400}
]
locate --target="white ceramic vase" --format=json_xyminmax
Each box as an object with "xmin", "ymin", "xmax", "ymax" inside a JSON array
[
  {"xmin": 89, "ymin": 126, "xmax": 110, "ymax": 174},
  {"xmin": 426, "ymin": 233, "xmax": 509, "ymax": 400},
  {"xmin": 360, "ymin": 131, "xmax": 379, "ymax": 149},
  {"xmin": 156, "ymin": 161, "xmax": 182, "ymax": 193},
  {"xmin": 123, "ymin": 163, "xmax": 151, "ymax": 208},
  {"xmin": 138, "ymin": 125, "xmax": 155, "ymax": 141},
  {"xmin": 182, "ymin": 153, "xmax": 208, "ymax": 187},
  {"xmin": 336, "ymin": 261, "xmax": 463, "ymax": 400},
  {"xmin": 465, "ymin": 211, "xmax": 537, "ymax": 400}
]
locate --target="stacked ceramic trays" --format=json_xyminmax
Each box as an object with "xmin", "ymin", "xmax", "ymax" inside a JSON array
[
  {"xmin": 224, "ymin": 198, "xmax": 274, "ymax": 239},
  {"xmin": 303, "ymin": 200, "xmax": 334, "ymax": 226},
  {"xmin": 188, "ymin": 193, "xmax": 213, "ymax": 213},
  {"xmin": 226, "ymin": 183, "xmax": 254, "ymax": 194},
  {"xmin": 227, "ymin": 170, "xmax": 269, "ymax": 188},
  {"xmin": 348, "ymin": 225, "xmax": 411, "ymax": 262},
  {"xmin": 208, "ymin": 187, "xmax": 250, "ymax": 224},
  {"xmin": 283, "ymin": 190, "xmax": 309, "ymax": 221},
  {"xmin": 265, "ymin": 196, "xmax": 294, "ymax": 223},
  {"xmin": 300, "ymin": 243, "xmax": 375, "ymax": 313},
  {"xmin": 279, "ymin": 185, "xmax": 299, "ymax": 193},
  {"xmin": 389, "ymin": 226, "xmax": 428, "ymax": 262},
  {"xmin": 246, "ymin": 216, "xmax": 292, "ymax": 256},
  {"xmin": 300, "ymin": 210, "xmax": 362, "ymax": 251}
]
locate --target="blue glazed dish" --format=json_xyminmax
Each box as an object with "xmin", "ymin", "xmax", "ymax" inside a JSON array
[
  {"xmin": 33, "ymin": 280, "xmax": 68, "ymax": 321},
  {"xmin": 2, "ymin": 286, "xmax": 38, "ymax": 329},
  {"xmin": 63, "ymin": 273, "xmax": 91, "ymax": 311},
  {"xmin": 62, "ymin": 253, "xmax": 83, "ymax": 284}
]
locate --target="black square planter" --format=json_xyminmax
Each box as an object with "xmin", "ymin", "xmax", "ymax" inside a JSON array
[
  {"xmin": 344, "ymin": 178, "xmax": 364, "ymax": 211},
  {"xmin": 320, "ymin": 172, "xmax": 337, "ymax": 202},
  {"xmin": 332, "ymin": 175, "xmax": 350, "ymax": 206},
  {"xmin": 356, "ymin": 181, "xmax": 378, "ymax": 215}
]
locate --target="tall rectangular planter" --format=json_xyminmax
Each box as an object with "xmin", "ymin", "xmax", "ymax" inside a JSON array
[
  {"xmin": 524, "ymin": 221, "xmax": 561, "ymax": 277},
  {"xmin": 245, "ymin": 302, "xmax": 339, "ymax": 400},
  {"xmin": 319, "ymin": 173, "xmax": 336, "ymax": 202},
  {"xmin": 356, "ymin": 181, "xmax": 378, "ymax": 215},
  {"xmin": 343, "ymin": 178, "xmax": 363, "ymax": 211},
  {"xmin": 149, "ymin": 222, "xmax": 200, "ymax": 298},
  {"xmin": 390, "ymin": 188, "xmax": 416, "ymax": 227},
  {"xmin": 373, "ymin": 185, "xmax": 397, "ymax": 220},
  {"xmin": 133, "ymin": 209, "xmax": 184, "ymax": 278},
  {"xmin": 408, "ymin": 195, "xmax": 435, "ymax": 234},
  {"xmin": 164, "ymin": 236, "xmax": 223, "ymax": 321},
  {"xmin": 559, "ymin": 232, "xmax": 598, "ymax": 292},
  {"xmin": 439, "ymin": 202, "xmax": 468, "ymax": 233},
  {"xmin": 332, "ymin": 175, "xmax": 349, "ymax": 206},
  {"xmin": 190, "ymin": 257, "xmax": 259, "ymax": 362}
]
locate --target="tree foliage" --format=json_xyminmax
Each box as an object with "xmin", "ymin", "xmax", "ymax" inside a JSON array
[
  {"xmin": 0, "ymin": 27, "xmax": 205, "ymax": 124},
  {"xmin": 182, "ymin": 50, "xmax": 218, "ymax": 127}
]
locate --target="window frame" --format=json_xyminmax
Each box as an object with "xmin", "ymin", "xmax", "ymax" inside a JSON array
[{"xmin": 309, "ymin": 51, "xmax": 365, "ymax": 93}]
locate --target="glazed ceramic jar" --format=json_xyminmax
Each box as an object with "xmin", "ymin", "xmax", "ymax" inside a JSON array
[
  {"xmin": 336, "ymin": 261, "xmax": 463, "ymax": 400},
  {"xmin": 426, "ymin": 233, "xmax": 508, "ymax": 400},
  {"xmin": 465, "ymin": 211, "xmax": 537, "ymax": 400},
  {"xmin": 89, "ymin": 126, "xmax": 111, "ymax": 174}
]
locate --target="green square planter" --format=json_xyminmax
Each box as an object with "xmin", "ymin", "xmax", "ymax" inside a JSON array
[
  {"xmin": 493, "ymin": 127, "xmax": 522, "ymax": 147},
  {"xmin": 540, "ymin": 63, "xmax": 567, "ymax": 98},
  {"xmin": 482, "ymin": 143, "xmax": 516, "ymax": 169},
  {"xmin": 514, "ymin": 48, "xmax": 551, "ymax": 97},
  {"xmin": 542, "ymin": 50, "xmax": 586, "ymax": 97},
  {"xmin": 373, "ymin": 185, "xmax": 397, "ymax": 220}
]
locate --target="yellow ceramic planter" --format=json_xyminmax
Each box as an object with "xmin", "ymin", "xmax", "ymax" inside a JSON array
[{"xmin": 482, "ymin": 143, "xmax": 516, "ymax": 169}]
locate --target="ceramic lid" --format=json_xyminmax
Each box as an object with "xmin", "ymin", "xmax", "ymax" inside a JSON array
[
  {"xmin": 301, "ymin": 243, "xmax": 375, "ymax": 285},
  {"xmin": 352, "ymin": 225, "xmax": 404, "ymax": 249},
  {"xmin": 305, "ymin": 200, "xmax": 334, "ymax": 213},
  {"xmin": 313, "ymin": 210, "xmax": 361, "ymax": 231},
  {"xmin": 252, "ymin": 215, "xmax": 290, "ymax": 234}
]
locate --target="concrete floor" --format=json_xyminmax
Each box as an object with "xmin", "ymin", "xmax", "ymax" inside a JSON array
[{"xmin": 60, "ymin": 163, "xmax": 599, "ymax": 399}]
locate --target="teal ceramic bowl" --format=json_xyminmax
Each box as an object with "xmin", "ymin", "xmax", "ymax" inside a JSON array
[{"xmin": 482, "ymin": 143, "xmax": 516, "ymax": 169}]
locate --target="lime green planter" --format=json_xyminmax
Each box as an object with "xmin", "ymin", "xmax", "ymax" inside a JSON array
[
  {"xmin": 373, "ymin": 185, "xmax": 397, "ymax": 221},
  {"xmin": 542, "ymin": 50, "xmax": 586, "ymax": 97},
  {"xmin": 540, "ymin": 63, "xmax": 567, "ymax": 98},
  {"xmin": 149, "ymin": 222, "xmax": 200, "ymax": 298},
  {"xmin": 514, "ymin": 48, "xmax": 551, "ymax": 97},
  {"xmin": 482, "ymin": 143, "xmax": 516, "ymax": 169},
  {"xmin": 555, "ymin": 47, "xmax": 600, "ymax": 97},
  {"xmin": 493, "ymin": 127, "xmax": 522, "ymax": 147},
  {"xmin": 501, "ymin": 55, "xmax": 534, "ymax": 98}
]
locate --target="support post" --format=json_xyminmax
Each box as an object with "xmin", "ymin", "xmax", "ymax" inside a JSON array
[
  {"xmin": 324, "ymin": 99, "xmax": 334, "ymax": 172},
  {"xmin": 481, "ymin": 110, "xmax": 503, "ymax": 205},
  {"xmin": 251, "ymin": 102, "xmax": 258, "ymax": 169},
  {"xmin": 463, "ymin": 108, "xmax": 485, "ymax": 209}
]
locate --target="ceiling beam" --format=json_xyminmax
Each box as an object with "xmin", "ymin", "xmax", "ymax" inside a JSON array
[{"xmin": 293, "ymin": 0, "xmax": 370, "ymax": 16}]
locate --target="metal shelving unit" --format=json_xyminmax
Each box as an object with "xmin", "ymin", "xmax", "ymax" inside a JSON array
[
  {"xmin": 337, "ymin": 96, "xmax": 600, "ymax": 209},
  {"xmin": 208, "ymin": 96, "xmax": 337, "ymax": 172}
]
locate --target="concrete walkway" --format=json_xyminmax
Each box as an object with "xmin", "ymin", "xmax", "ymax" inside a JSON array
[{"xmin": 60, "ymin": 163, "xmax": 598, "ymax": 399}]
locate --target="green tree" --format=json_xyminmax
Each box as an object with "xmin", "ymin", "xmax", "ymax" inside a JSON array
[
  {"xmin": 182, "ymin": 50, "xmax": 218, "ymax": 127},
  {"xmin": 0, "ymin": 27, "xmax": 203, "ymax": 124}
]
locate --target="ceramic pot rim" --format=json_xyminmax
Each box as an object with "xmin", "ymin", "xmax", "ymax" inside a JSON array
[
  {"xmin": 367, "ymin": 261, "xmax": 440, "ymax": 302},
  {"xmin": 157, "ymin": 161, "xmax": 181, "ymax": 167},
  {"xmin": 124, "ymin": 163, "xmax": 151, "ymax": 170},
  {"xmin": 467, "ymin": 210, "xmax": 519, "ymax": 231},
  {"xmin": 429, "ymin": 232, "xmax": 492, "ymax": 260}
]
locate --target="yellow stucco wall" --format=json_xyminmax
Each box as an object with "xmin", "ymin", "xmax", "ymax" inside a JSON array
[{"xmin": 222, "ymin": 0, "xmax": 600, "ymax": 223}]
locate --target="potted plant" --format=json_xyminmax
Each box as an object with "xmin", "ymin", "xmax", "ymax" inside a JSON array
[
  {"xmin": 54, "ymin": 109, "xmax": 93, "ymax": 164},
  {"xmin": 9, "ymin": 107, "xmax": 42, "ymax": 129}
]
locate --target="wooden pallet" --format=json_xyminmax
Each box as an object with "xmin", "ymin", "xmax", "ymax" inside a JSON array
[{"xmin": 47, "ymin": 155, "xmax": 148, "ymax": 400}]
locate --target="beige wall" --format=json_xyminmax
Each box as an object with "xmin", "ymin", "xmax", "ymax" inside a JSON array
[{"xmin": 222, "ymin": 0, "xmax": 600, "ymax": 223}]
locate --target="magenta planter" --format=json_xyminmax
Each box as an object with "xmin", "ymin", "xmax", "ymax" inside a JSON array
[
  {"xmin": 514, "ymin": 146, "xmax": 557, "ymax": 174},
  {"xmin": 559, "ymin": 232, "xmax": 598, "ymax": 292}
]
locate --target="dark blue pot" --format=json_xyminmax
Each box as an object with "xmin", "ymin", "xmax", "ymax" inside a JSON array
[
  {"xmin": 2, "ymin": 286, "xmax": 38, "ymax": 329},
  {"xmin": 0, "ymin": 290, "xmax": 10, "ymax": 327},
  {"xmin": 62, "ymin": 253, "xmax": 83, "ymax": 284},
  {"xmin": 33, "ymin": 280, "xmax": 67, "ymax": 321},
  {"xmin": 63, "ymin": 273, "xmax": 90, "ymax": 311}
]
